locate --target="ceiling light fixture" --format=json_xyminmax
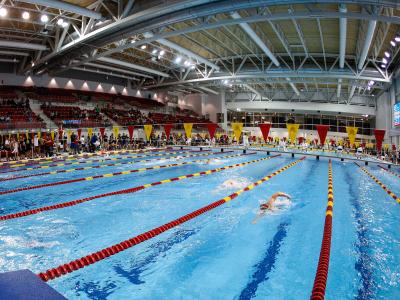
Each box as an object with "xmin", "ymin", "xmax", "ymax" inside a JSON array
[
  {"xmin": 395, "ymin": 36, "xmax": 400, "ymax": 42},
  {"xmin": 140, "ymin": 45, "xmax": 147, "ymax": 50},
  {"xmin": 22, "ymin": 11, "xmax": 30, "ymax": 20},
  {"xmin": 390, "ymin": 40, "xmax": 396, "ymax": 47},
  {"xmin": 381, "ymin": 64, "xmax": 386, "ymax": 68},
  {"xmin": 382, "ymin": 58, "xmax": 388, "ymax": 64},
  {"xmin": 57, "ymin": 18, "xmax": 64, "ymax": 26},
  {"xmin": 384, "ymin": 51, "xmax": 390, "ymax": 58},
  {"xmin": 159, "ymin": 50, "xmax": 165, "ymax": 56},
  {"xmin": 41, "ymin": 14, "xmax": 49, "ymax": 23},
  {"xmin": 0, "ymin": 7, "xmax": 7, "ymax": 17},
  {"xmin": 175, "ymin": 56, "xmax": 182, "ymax": 64}
]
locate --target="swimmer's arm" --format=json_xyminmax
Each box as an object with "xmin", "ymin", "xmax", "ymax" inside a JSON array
[
  {"xmin": 274, "ymin": 192, "xmax": 291, "ymax": 199},
  {"xmin": 251, "ymin": 212, "xmax": 266, "ymax": 224}
]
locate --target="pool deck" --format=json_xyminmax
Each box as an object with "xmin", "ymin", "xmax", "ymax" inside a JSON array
[{"xmin": 0, "ymin": 270, "xmax": 66, "ymax": 300}]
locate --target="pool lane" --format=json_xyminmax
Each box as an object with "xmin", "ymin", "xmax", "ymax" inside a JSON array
[{"xmin": 37, "ymin": 158, "xmax": 305, "ymax": 282}]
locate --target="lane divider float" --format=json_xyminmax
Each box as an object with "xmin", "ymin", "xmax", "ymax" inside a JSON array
[
  {"xmin": 0, "ymin": 148, "xmax": 168, "ymax": 167},
  {"xmin": 37, "ymin": 156, "xmax": 305, "ymax": 282},
  {"xmin": 0, "ymin": 149, "xmax": 189, "ymax": 171},
  {"xmin": 0, "ymin": 153, "xmax": 276, "ymax": 221},
  {"xmin": 378, "ymin": 165, "xmax": 400, "ymax": 179},
  {"xmin": 0, "ymin": 151, "xmax": 234, "ymax": 182},
  {"xmin": 355, "ymin": 163, "xmax": 400, "ymax": 204},
  {"xmin": 311, "ymin": 160, "xmax": 334, "ymax": 300}
]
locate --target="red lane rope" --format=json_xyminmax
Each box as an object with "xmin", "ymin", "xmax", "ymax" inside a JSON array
[
  {"xmin": 0, "ymin": 152, "xmax": 255, "ymax": 196},
  {"xmin": 0, "ymin": 150, "xmax": 235, "ymax": 182},
  {"xmin": 0, "ymin": 148, "xmax": 168, "ymax": 168},
  {"xmin": 37, "ymin": 157, "xmax": 305, "ymax": 282},
  {"xmin": 0, "ymin": 149, "xmax": 184, "ymax": 173},
  {"xmin": 0, "ymin": 153, "xmax": 272, "ymax": 221},
  {"xmin": 378, "ymin": 165, "xmax": 400, "ymax": 179},
  {"xmin": 311, "ymin": 160, "xmax": 333, "ymax": 300}
]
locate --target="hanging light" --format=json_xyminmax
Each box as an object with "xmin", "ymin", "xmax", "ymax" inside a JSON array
[
  {"xmin": 175, "ymin": 56, "xmax": 182, "ymax": 64},
  {"xmin": 395, "ymin": 36, "xmax": 400, "ymax": 42},
  {"xmin": 381, "ymin": 64, "xmax": 386, "ymax": 68},
  {"xmin": 22, "ymin": 11, "xmax": 30, "ymax": 20},
  {"xmin": 0, "ymin": 7, "xmax": 7, "ymax": 17},
  {"xmin": 41, "ymin": 14, "xmax": 49, "ymax": 23},
  {"xmin": 159, "ymin": 50, "xmax": 165, "ymax": 56},
  {"xmin": 382, "ymin": 58, "xmax": 388, "ymax": 64},
  {"xmin": 384, "ymin": 51, "xmax": 390, "ymax": 58},
  {"xmin": 390, "ymin": 40, "xmax": 396, "ymax": 47}
]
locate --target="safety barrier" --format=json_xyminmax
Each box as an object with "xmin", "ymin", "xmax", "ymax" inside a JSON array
[
  {"xmin": 355, "ymin": 163, "xmax": 400, "ymax": 205},
  {"xmin": 37, "ymin": 156, "xmax": 305, "ymax": 282},
  {"xmin": 378, "ymin": 165, "xmax": 400, "ymax": 179},
  {"xmin": 0, "ymin": 149, "xmax": 187, "ymax": 171},
  {"xmin": 0, "ymin": 152, "xmax": 262, "ymax": 196},
  {"xmin": 0, "ymin": 148, "xmax": 167, "ymax": 167},
  {"xmin": 0, "ymin": 151, "xmax": 235, "ymax": 182},
  {"xmin": 311, "ymin": 160, "xmax": 334, "ymax": 300},
  {"xmin": 0, "ymin": 153, "xmax": 275, "ymax": 221}
]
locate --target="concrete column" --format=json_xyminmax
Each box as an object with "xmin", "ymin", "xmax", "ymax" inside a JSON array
[{"xmin": 221, "ymin": 89, "xmax": 228, "ymax": 131}]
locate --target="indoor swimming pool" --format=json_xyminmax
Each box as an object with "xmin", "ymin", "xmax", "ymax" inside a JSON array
[{"xmin": 0, "ymin": 148, "xmax": 399, "ymax": 299}]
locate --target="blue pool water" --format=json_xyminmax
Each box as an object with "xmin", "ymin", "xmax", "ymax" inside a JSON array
[{"xmin": 0, "ymin": 149, "xmax": 399, "ymax": 299}]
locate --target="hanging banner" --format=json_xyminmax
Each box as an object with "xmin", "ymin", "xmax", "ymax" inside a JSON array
[
  {"xmin": 315, "ymin": 125, "xmax": 329, "ymax": 146},
  {"xmin": 183, "ymin": 123, "xmax": 193, "ymax": 138},
  {"xmin": 374, "ymin": 129, "xmax": 385, "ymax": 153},
  {"xmin": 37, "ymin": 131, "xmax": 41, "ymax": 139},
  {"xmin": 50, "ymin": 130, "xmax": 55, "ymax": 140},
  {"xmin": 87, "ymin": 128, "xmax": 93, "ymax": 137},
  {"xmin": 286, "ymin": 124, "xmax": 300, "ymax": 143},
  {"xmin": 77, "ymin": 128, "xmax": 82, "ymax": 140},
  {"xmin": 67, "ymin": 129, "xmax": 72, "ymax": 140},
  {"xmin": 113, "ymin": 126, "xmax": 119, "ymax": 137},
  {"xmin": 231, "ymin": 122, "xmax": 243, "ymax": 141},
  {"xmin": 127, "ymin": 125, "xmax": 134, "ymax": 141},
  {"xmin": 58, "ymin": 128, "xmax": 64, "ymax": 140},
  {"xmin": 164, "ymin": 124, "xmax": 173, "ymax": 139},
  {"xmin": 259, "ymin": 123, "xmax": 272, "ymax": 142},
  {"xmin": 206, "ymin": 123, "xmax": 218, "ymax": 140},
  {"xmin": 25, "ymin": 130, "xmax": 29, "ymax": 139},
  {"xmin": 346, "ymin": 126, "xmax": 358, "ymax": 146},
  {"xmin": 99, "ymin": 127, "xmax": 105, "ymax": 139},
  {"xmin": 298, "ymin": 136, "xmax": 304, "ymax": 144},
  {"xmin": 16, "ymin": 132, "xmax": 19, "ymax": 140},
  {"xmin": 144, "ymin": 124, "xmax": 153, "ymax": 141}
]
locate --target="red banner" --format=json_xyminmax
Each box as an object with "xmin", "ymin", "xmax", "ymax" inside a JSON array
[
  {"xmin": 99, "ymin": 127, "xmax": 105, "ymax": 139},
  {"xmin": 127, "ymin": 125, "xmax": 134, "ymax": 141},
  {"xmin": 77, "ymin": 128, "xmax": 82, "ymax": 140},
  {"xmin": 298, "ymin": 136, "xmax": 304, "ymax": 144},
  {"xmin": 206, "ymin": 123, "xmax": 218, "ymax": 139},
  {"xmin": 58, "ymin": 128, "xmax": 64, "ymax": 139},
  {"xmin": 42, "ymin": 132, "xmax": 47, "ymax": 139},
  {"xmin": 164, "ymin": 124, "xmax": 173, "ymax": 139},
  {"xmin": 374, "ymin": 129, "xmax": 385, "ymax": 153},
  {"xmin": 259, "ymin": 123, "xmax": 272, "ymax": 142},
  {"xmin": 316, "ymin": 125, "xmax": 329, "ymax": 145}
]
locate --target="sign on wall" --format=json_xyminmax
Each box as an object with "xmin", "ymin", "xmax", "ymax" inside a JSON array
[{"xmin": 394, "ymin": 102, "xmax": 400, "ymax": 127}]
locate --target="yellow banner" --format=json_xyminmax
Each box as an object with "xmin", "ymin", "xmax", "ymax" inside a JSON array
[
  {"xmin": 67, "ymin": 129, "xmax": 72, "ymax": 140},
  {"xmin": 51, "ymin": 130, "xmax": 55, "ymax": 140},
  {"xmin": 183, "ymin": 123, "xmax": 193, "ymax": 138},
  {"xmin": 16, "ymin": 132, "xmax": 19, "ymax": 139},
  {"xmin": 231, "ymin": 122, "xmax": 243, "ymax": 141},
  {"xmin": 37, "ymin": 131, "xmax": 41, "ymax": 139},
  {"xmin": 113, "ymin": 126, "xmax": 119, "ymax": 137},
  {"xmin": 87, "ymin": 128, "xmax": 93, "ymax": 137},
  {"xmin": 26, "ymin": 130, "xmax": 29, "ymax": 139},
  {"xmin": 346, "ymin": 126, "xmax": 358, "ymax": 146},
  {"xmin": 286, "ymin": 124, "xmax": 300, "ymax": 143},
  {"xmin": 144, "ymin": 124, "xmax": 153, "ymax": 141}
]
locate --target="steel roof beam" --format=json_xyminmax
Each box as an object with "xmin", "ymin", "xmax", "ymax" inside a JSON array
[
  {"xmin": 20, "ymin": 0, "xmax": 102, "ymax": 19},
  {"xmin": 0, "ymin": 40, "xmax": 48, "ymax": 51},
  {"xmin": 97, "ymin": 57, "xmax": 170, "ymax": 77},
  {"xmin": 85, "ymin": 62, "xmax": 153, "ymax": 78},
  {"xmin": 339, "ymin": 4, "xmax": 347, "ymax": 69},
  {"xmin": 143, "ymin": 32, "xmax": 220, "ymax": 70},
  {"xmin": 357, "ymin": 19, "xmax": 377, "ymax": 70},
  {"xmin": 231, "ymin": 12, "xmax": 280, "ymax": 67}
]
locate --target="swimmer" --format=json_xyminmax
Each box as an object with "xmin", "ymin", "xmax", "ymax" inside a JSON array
[{"xmin": 252, "ymin": 192, "xmax": 291, "ymax": 224}]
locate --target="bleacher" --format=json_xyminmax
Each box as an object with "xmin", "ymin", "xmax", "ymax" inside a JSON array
[
  {"xmin": 41, "ymin": 105, "xmax": 109, "ymax": 128},
  {"xmin": 0, "ymin": 101, "xmax": 45, "ymax": 130}
]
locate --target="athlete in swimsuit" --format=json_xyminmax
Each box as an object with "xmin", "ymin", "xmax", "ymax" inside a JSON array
[{"xmin": 252, "ymin": 192, "xmax": 291, "ymax": 224}]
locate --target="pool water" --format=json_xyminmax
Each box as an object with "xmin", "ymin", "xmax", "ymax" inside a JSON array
[{"xmin": 0, "ymin": 149, "xmax": 399, "ymax": 299}]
